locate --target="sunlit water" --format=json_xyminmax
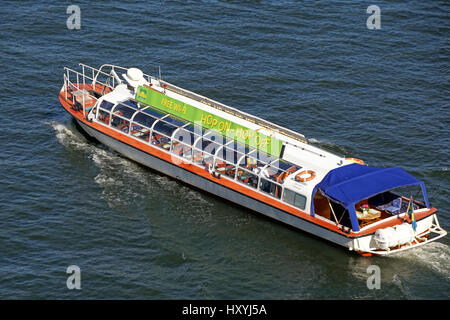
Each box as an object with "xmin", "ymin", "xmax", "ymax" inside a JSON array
[{"xmin": 0, "ymin": 0, "xmax": 448, "ymax": 299}]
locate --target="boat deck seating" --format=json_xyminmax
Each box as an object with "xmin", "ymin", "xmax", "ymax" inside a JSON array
[
  {"xmin": 151, "ymin": 133, "xmax": 170, "ymax": 150},
  {"xmin": 370, "ymin": 194, "xmax": 419, "ymax": 215},
  {"xmin": 381, "ymin": 198, "xmax": 403, "ymax": 214}
]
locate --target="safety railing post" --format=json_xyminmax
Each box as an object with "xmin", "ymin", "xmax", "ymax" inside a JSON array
[
  {"xmin": 82, "ymin": 65, "xmax": 86, "ymax": 117},
  {"xmin": 66, "ymin": 68, "xmax": 70, "ymax": 96},
  {"xmin": 64, "ymin": 74, "xmax": 67, "ymax": 100},
  {"xmin": 92, "ymin": 68, "xmax": 95, "ymax": 91}
]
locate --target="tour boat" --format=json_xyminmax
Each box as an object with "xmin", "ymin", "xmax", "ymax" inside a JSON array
[{"xmin": 59, "ymin": 64, "xmax": 447, "ymax": 256}]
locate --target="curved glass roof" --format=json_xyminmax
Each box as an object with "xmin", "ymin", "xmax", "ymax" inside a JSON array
[{"xmin": 97, "ymin": 98, "xmax": 303, "ymax": 186}]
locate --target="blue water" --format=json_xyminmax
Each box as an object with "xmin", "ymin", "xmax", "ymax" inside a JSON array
[{"xmin": 0, "ymin": 0, "xmax": 449, "ymax": 299}]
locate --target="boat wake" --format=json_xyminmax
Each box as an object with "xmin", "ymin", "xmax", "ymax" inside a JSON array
[
  {"xmin": 49, "ymin": 120, "xmax": 215, "ymax": 216},
  {"xmin": 395, "ymin": 241, "xmax": 450, "ymax": 279},
  {"xmin": 50, "ymin": 121, "xmax": 89, "ymax": 151},
  {"xmin": 50, "ymin": 120, "xmax": 152, "ymax": 204}
]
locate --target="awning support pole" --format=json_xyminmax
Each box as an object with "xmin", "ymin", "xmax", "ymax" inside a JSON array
[{"xmin": 328, "ymin": 200, "xmax": 339, "ymax": 226}]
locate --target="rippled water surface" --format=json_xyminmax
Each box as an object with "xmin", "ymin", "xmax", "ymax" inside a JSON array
[{"xmin": 0, "ymin": 0, "xmax": 449, "ymax": 299}]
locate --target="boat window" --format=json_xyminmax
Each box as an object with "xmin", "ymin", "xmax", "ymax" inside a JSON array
[
  {"xmin": 190, "ymin": 139, "xmax": 219, "ymax": 168},
  {"xmin": 163, "ymin": 115, "xmax": 186, "ymax": 128},
  {"xmin": 283, "ymin": 188, "xmax": 306, "ymax": 210},
  {"xmin": 142, "ymin": 106, "xmax": 166, "ymax": 118},
  {"xmin": 134, "ymin": 112, "xmax": 157, "ymax": 128},
  {"xmin": 214, "ymin": 159, "xmax": 236, "ymax": 179},
  {"xmin": 112, "ymin": 103, "xmax": 136, "ymax": 120},
  {"xmin": 265, "ymin": 165, "xmax": 284, "ymax": 183},
  {"xmin": 111, "ymin": 113, "xmax": 130, "ymax": 133},
  {"xmin": 217, "ymin": 147, "xmax": 244, "ymax": 164},
  {"xmin": 235, "ymin": 150, "xmax": 280, "ymax": 181},
  {"xmin": 227, "ymin": 140, "xmax": 255, "ymax": 155},
  {"xmin": 130, "ymin": 122, "xmax": 150, "ymax": 142},
  {"xmin": 252, "ymin": 149, "xmax": 278, "ymax": 164},
  {"xmin": 153, "ymin": 120, "xmax": 178, "ymax": 137},
  {"xmin": 121, "ymin": 99, "xmax": 140, "ymax": 110},
  {"xmin": 173, "ymin": 128, "xmax": 200, "ymax": 146},
  {"xmin": 238, "ymin": 155, "xmax": 269, "ymax": 174},
  {"xmin": 203, "ymin": 131, "xmax": 231, "ymax": 146},
  {"xmin": 183, "ymin": 123, "xmax": 206, "ymax": 136},
  {"xmin": 192, "ymin": 148, "xmax": 204, "ymax": 165},
  {"xmin": 192, "ymin": 149, "xmax": 214, "ymax": 167},
  {"xmin": 151, "ymin": 131, "xmax": 171, "ymax": 150},
  {"xmin": 274, "ymin": 159, "xmax": 297, "ymax": 172},
  {"xmin": 194, "ymin": 139, "xmax": 221, "ymax": 156},
  {"xmin": 237, "ymin": 168, "xmax": 258, "ymax": 189},
  {"xmin": 263, "ymin": 159, "xmax": 299, "ymax": 184},
  {"xmin": 99, "ymin": 100, "xmax": 114, "ymax": 111},
  {"xmin": 171, "ymin": 140, "xmax": 192, "ymax": 161},
  {"xmin": 259, "ymin": 178, "xmax": 282, "ymax": 199},
  {"xmin": 98, "ymin": 109, "xmax": 110, "ymax": 125}
]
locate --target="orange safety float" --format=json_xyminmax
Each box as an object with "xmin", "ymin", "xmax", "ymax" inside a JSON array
[
  {"xmin": 345, "ymin": 157, "xmax": 365, "ymax": 165},
  {"xmin": 295, "ymin": 170, "xmax": 316, "ymax": 182},
  {"xmin": 277, "ymin": 171, "xmax": 287, "ymax": 184}
]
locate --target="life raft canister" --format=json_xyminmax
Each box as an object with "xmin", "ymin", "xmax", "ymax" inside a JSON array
[
  {"xmin": 295, "ymin": 170, "xmax": 316, "ymax": 182},
  {"xmin": 345, "ymin": 157, "xmax": 365, "ymax": 165}
]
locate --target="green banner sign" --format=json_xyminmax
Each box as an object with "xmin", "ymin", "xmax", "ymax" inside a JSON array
[{"xmin": 135, "ymin": 86, "xmax": 282, "ymax": 156}]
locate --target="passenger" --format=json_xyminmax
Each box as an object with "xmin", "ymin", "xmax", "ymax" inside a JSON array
[{"xmin": 257, "ymin": 166, "xmax": 272, "ymax": 193}]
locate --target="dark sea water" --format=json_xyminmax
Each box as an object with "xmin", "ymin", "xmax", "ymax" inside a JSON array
[{"xmin": 0, "ymin": 0, "xmax": 449, "ymax": 299}]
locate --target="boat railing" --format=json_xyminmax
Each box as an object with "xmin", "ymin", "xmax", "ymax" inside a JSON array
[
  {"xmin": 63, "ymin": 64, "xmax": 134, "ymax": 118},
  {"xmin": 91, "ymin": 64, "xmax": 309, "ymax": 146},
  {"xmin": 156, "ymin": 72, "xmax": 349, "ymax": 162},
  {"xmin": 62, "ymin": 74, "xmax": 94, "ymax": 118},
  {"xmin": 67, "ymin": 64, "xmax": 342, "ymax": 163},
  {"xmin": 93, "ymin": 63, "xmax": 156, "ymax": 86},
  {"xmin": 159, "ymin": 80, "xmax": 310, "ymax": 145},
  {"xmin": 63, "ymin": 66, "xmax": 104, "ymax": 117}
]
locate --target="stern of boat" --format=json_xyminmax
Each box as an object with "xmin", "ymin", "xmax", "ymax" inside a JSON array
[{"xmin": 350, "ymin": 213, "xmax": 447, "ymax": 256}]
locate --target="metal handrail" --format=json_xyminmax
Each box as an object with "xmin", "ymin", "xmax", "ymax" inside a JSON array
[
  {"xmin": 64, "ymin": 71, "xmax": 100, "ymax": 117},
  {"xmin": 69, "ymin": 64, "xmax": 324, "ymax": 157},
  {"xmin": 69, "ymin": 64, "xmax": 334, "ymax": 161},
  {"xmin": 159, "ymin": 80, "xmax": 309, "ymax": 143}
]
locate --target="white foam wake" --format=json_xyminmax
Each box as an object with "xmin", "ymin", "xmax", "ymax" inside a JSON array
[
  {"xmin": 49, "ymin": 121, "xmax": 88, "ymax": 151},
  {"xmin": 396, "ymin": 241, "xmax": 450, "ymax": 279},
  {"xmin": 49, "ymin": 121, "xmax": 217, "ymax": 217}
]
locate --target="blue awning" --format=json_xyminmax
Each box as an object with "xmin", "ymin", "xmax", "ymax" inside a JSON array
[{"xmin": 311, "ymin": 164, "xmax": 428, "ymax": 232}]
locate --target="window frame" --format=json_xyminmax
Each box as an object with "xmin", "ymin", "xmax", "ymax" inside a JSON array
[{"xmin": 283, "ymin": 188, "xmax": 307, "ymax": 210}]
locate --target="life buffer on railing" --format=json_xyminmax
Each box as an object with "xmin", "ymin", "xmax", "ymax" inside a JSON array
[{"xmin": 295, "ymin": 170, "xmax": 316, "ymax": 182}]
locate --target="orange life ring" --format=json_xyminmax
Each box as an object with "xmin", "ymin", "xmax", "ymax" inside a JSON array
[
  {"xmin": 345, "ymin": 157, "xmax": 365, "ymax": 165},
  {"xmin": 295, "ymin": 170, "xmax": 316, "ymax": 182}
]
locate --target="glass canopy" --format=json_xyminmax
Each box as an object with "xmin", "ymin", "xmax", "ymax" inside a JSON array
[{"xmin": 95, "ymin": 98, "xmax": 307, "ymax": 205}]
